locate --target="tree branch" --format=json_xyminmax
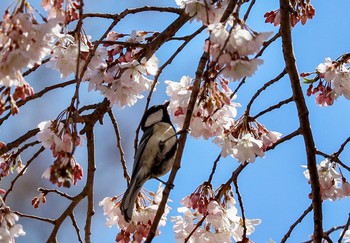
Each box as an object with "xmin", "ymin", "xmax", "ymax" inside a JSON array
[{"xmin": 279, "ymin": 1, "xmax": 323, "ymax": 242}]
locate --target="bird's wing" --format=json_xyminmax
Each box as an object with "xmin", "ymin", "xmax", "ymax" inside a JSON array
[{"xmin": 131, "ymin": 126, "xmax": 154, "ymax": 178}]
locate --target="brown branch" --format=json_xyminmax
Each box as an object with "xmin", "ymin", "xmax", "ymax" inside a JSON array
[
  {"xmin": 0, "ymin": 128, "xmax": 40, "ymax": 156},
  {"xmin": 233, "ymin": 174, "xmax": 247, "ymax": 240},
  {"xmin": 0, "ymin": 79, "xmax": 76, "ymax": 126},
  {"xmin": 216, "ymin": 163, "xmax": 247, "ymax": 201},
  {"xmin": 38, "ymin": 188, "xmax": 74, "ymax": 201},
  {"xmin": 70, "ymin": 213, "xmax": 83, "ymax": 243},
  {"xmin": 281, "ymin": 204, "xmax": 313, "ymax": 243},
  {"xmin": 252, "ymin": 96, "xmax": 294, "ymax": 120},
  {"xmin": 83, "ymin": 122, "xmax": 95, "ymax": 243},
  {"xmin": 82, "ymin": 6, "xmax": 183, "ymax": 19},
  {"xmin": 107, "ymin": 109, "xmax": 130, "ymax": 183},
  {"xmin": 46, "ymin": 190, "xmax": 87, "ymax": 242},
  {"xmin": 279, "ymin": 1, "xmax": 323, "ymax": 242},
  {"xmin": 22, "ymin": 58, "xmax": 50, "ymax": 77},
  {"xmin": 315, "ymin": 150, "xmax": 350, "ymax": 173},
  {"xmin": 184, "ymin": 214, "xmax": 208, "ymax": 243},
  {"xmin": 243, "ymin": 0, "xmax": 256, "ymax": 21},
  {"xmin": 207, "ymin": 154, "xmax": 221, "ymax": 184},
  {"xmin": 334, "ymin": 136, "xmax": 350, "ymax": 158},
  {"xmin": 145, "ymin": 51, "xmax": 209, "ymax": 243},
  {"xmin": 338, "ymin": 214, "xmax": 350, "ymax": 242},
  {"xmin": 266, "ymin": 128, "xmax": 301, "ymax": 151},
  {"xmin": 220, "ymin": 0, "xmax": 237, "ymax": 22},
  {"xmin": 14, "ymin": 211, "xmax": 55, "ymax": 224},
  {"xmin": 246, "ymin": 69, "xmax": 287, "ymax": 114},
  {"xmin": 143, "ymin": 12, "xmax": 191, "ymax": 60}
]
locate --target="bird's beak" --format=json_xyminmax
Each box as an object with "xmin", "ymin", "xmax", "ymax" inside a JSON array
[{"xmin": 164, "ymin": 100, "xmax": 170, "ymax": 108}]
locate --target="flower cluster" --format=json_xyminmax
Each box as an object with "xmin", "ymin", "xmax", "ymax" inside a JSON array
[
  {"xmin": 176, "ymin": 0, "xmax": 228, "ymax": 25},
  {"xmin": 214, "ymin": 116, "xmax": 282, "ymax": 163},
  {"xmin": 47, "ymin": 33, "xmax": 107, "ymax": 79},
  {"xmin": 0, "ymin": 5, "xmax": 61, "ymax": 114},
  {"xmin": 0, "ymin": 147, "xmax": 25, "ymax": 178},
  {"xmin": 99, "ymin": 184, "xmax": 170, "ymax": 242},
  {"xmin": 303, "ymin": 56, "xmax": 350, "ymax": 106},
  {"xmin": 264, "ymin": 0, "xmax": 315, "ymax": 27},
  {"xmin": 207, "ymin": 20, "xmax": 272, "ymax": 82},
  {"xmin": 36, "ymin": 118, "xmax": 83, "ymax": 187},
  {"xmin": 166, "ymin": 76, "xmax": 239, "ymax": 139},
  {"xmin": 303, "ymin": 159, "xmax": 350, "ymax": 201},
  {"xmin": 85, "ymin": 31, "xmax": 159, "ymax": 108},
  {"xmin": 41, "ymin": 0, "xmax": 81, "ymax": 23},
  {"xmin": 0, "ymin": 204, "xmax": 25, "ymax": 243},
  {"xmin": 172, "ymin": 183, "xmax": 261, "ymax": 242}
]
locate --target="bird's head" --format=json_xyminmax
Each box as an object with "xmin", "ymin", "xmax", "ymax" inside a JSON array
[{"xmin": 140, "ymin": 101, "xmax": 172, "ymax": 130}]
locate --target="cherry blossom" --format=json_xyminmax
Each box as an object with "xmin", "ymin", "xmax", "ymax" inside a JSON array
[
  {"xmin": 303, "ymin": 159, "xmax": 342, "ymax": 201},
  {"xmin": 48, "ymin": 34, "xmax": 107, "ymax": 79},
  {"xmin": 264, "ymin": 0, "xmax": 315, "ymax": 27},
  {"xmin": 303, "ymin": 56, "xmax": 350, "ymax": 106},
  {"xmin": 85, "ymin": 30, "xmax": 159, "ymax": 108},
  {"xmin": 99, "ymin": 184, "xmax": 170, "ymax": 242},
  {"xmin": 172, "ymin": 183, "xmax": 261, "ymax": 242},
  {"xmin": 36, "ymin": 120, "xmax": 83, "ymax": 187},
  {"xmin": 175, "ymin": 0, "xmax": 227, "ymax": 25},
  {"xmin": 41, "ymin": 0, "xmax": 81, "ymax": 23},
  {"xmin": 207, "ymin": 21, "xmax": 272, "ymax": 82},
  {"xmin": 343, "ymin": 229, "xmax": 350, "ymax": 243},
  {"xmin": 0, "ymin": 205, "xmax": 25, "ymax": 243},
  {"xmin": 214, "ymin": 116, "xmax": 281, "ymax": 163},
  {"xmin": 0, "ymin": 9, "xmax": 61, "ymax": 87},
  {"xmin": 166, "ymin": 76, "xmax": 239, "ymax": 139}
]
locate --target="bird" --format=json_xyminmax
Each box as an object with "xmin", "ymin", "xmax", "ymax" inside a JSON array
[{"xmin": 120, "ymin": 101, "xmax": 178, "ymax": 223}]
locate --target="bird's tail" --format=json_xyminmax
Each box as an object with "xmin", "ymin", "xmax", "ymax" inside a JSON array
[{"xmin": 120, "ymin": 175, "xmax": 144, "ymax": 223}]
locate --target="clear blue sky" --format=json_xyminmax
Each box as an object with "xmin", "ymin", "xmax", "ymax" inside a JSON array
[{"xmin": 1, "ymin": 0, "xmax": 350, "ymax": 242}]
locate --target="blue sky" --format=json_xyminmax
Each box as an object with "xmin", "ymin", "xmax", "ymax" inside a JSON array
[{"xmin": 1, "ymin": 0, "xmax": 350, "ymax": 242}]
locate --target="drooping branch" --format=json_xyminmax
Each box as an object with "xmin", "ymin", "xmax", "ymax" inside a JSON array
[
  {"xmin": 279, "ymin": 0, "xmax": 323, "ymax": 242},
  {"xmin": 107, "ymin": 109, "xmax": 129, "ymax": 183}
]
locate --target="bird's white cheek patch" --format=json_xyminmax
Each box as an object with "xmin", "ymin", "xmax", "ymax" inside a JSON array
[{"xmin": 144, "ymin": 109, "xmax": 163, "ymax": 128}]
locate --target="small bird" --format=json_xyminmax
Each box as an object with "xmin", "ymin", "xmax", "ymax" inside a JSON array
[{"xmin": 120, "ymin": 101, "xmax": 178, "ymax": 223}]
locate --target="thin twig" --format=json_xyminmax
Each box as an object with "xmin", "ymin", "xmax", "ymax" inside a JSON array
[
  {"xmin": 252, "ymin": 96, "xmax": 294, "ymax": 119},
  {"xmin": 243, "ymin": 0, "xmax": 256, "ymax": 21},
  {"xmin": 281, "ymin": 204, "xmax": 313, "ymax": 243},
  {"xmin": 38, "ymin": 188, "xmax": 74, "ymax": 200},
  {"xmin": 3, "ymin": 147, "xmax": 45, "ymax": 202},
  {"xmin": 107, "ymin": 109, "xmax": 130, "ymax": 183},
  {"xmin": 338, "ymin": 214, "xmax": 350, "ymax": 242},
  {"xmin": 82, "ymin": 6, "xmax": 183, "ymax": 19},
  {"xmin": 70, "ymin": 213, "xmax": 83, "ymax": 243},
  {"xmin": 0, "ymin": 128, "xmax": 40, "ymax": 156},
  {"xmin": 14, "ymin": 211, "xmax": 55, "ymax": 224},
  {"xmin": 207, "ymin": 154, "xmax": 221, "ymax": 184},
  {"xmin": 233, "ymin": 174, "xmax": 247, "ymax": 240},
  {"xmin": 184, "ymin": 214, "xmax": 208, "ymax": 243},
  {"xmin": 334, "ymin": 136, "xmax": 350, "ymax": 158},
  {"xmin": 246, "ymin": 69, "xmax": 287, "ymax": 113}
]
